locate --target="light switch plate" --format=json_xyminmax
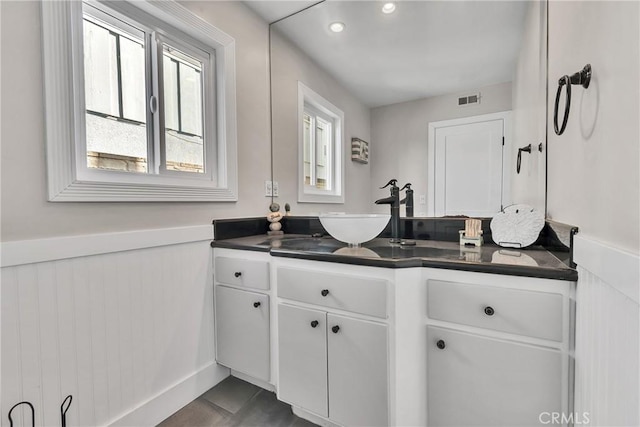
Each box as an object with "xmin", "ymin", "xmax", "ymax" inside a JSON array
[{"xmin": 265, "ymin": 180, "xmax": 273, "ymax": 197}]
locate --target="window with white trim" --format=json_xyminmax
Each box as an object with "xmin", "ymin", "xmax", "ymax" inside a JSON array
[
  {"xmin": 303, "ymin": 105, "xmax": 333, "ymax": 191},
  {"xmin": 298, "ymin": 82, "xmax": 344, "ymax": 204},
  {"xmin": 41, "ymin": 0, "xmax": 237, "ymax": 201}
]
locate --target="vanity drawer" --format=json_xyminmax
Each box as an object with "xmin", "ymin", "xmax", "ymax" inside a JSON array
[
  {"xmin": 277, "ymin": 267, "xmax": 387, "ymax": 318},
  {"xmin": 427, "ymin": 280, "xmax": 563, "ymax": 341},
  {"xmin": 215, "ymin": 256, "xmax": 270, "ymax": 290}
]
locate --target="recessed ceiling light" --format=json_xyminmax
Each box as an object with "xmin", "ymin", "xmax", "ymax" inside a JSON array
[
  {"xmin": 381, "ymin": 2, "xmax": 396, "ymax": 14},
  {"xmin": 329, "ymin": 22, "xmax": 345, "ymax": 33}
]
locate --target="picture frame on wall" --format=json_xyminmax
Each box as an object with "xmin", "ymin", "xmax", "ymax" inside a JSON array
[{"xmin": 351, "ymin": 138, "xmax": 369, "ymax": 164}]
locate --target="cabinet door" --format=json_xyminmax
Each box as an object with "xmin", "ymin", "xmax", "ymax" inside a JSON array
[
  {"xmin": 328, "ymin": 314, "xmax": 388, "ymax": 427},
  {"xmin": 278, "ymin": 304, "xmax": 328, "ymax": 417},
  {"xmin": 427, "ymin": 326, "xmax": 563, "ymax": 427},
  {"xmin": 215, "ymin": 286, "xmax": 270, "ymax": 381}
]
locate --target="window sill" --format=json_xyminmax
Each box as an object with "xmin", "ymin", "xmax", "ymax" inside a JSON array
[{"xmin": 50, "ymin": 180, "xmax": 237, "ymax": 202}]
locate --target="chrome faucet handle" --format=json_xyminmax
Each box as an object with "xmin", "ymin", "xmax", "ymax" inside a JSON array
[
  {"xmin": 380, "ymin": 179, "xmax": 398, "ymax": 189},
  {"xmin": 400, "ymin": 183, "xmax": 412, "ymax": 191}
]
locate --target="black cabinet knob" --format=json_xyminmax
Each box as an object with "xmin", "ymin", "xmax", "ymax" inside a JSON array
[
  {"xmin": 321, "ymin": 289, "xmax": 330, "ymax": 297},
  {"xmin": 253, "ymin": 302, "xmax": 261, "ymax": 308},
  {"xmin": 310, "ymin": 320, "xmax": 319, "ymax": 328},
  {"xmin": 436, "ymin": 339, "xmax": 446, "ymax": 350},
  {"xmin": 332, "ymin": 325, "xmax": 340, "ymax": 334},
  {"xmin": 234, "ymin": 272, "xmax": 242, "ymax": 278},
  {"xmin": 484, "ymin": 306, "xmax": 495, "ymax": 316}
]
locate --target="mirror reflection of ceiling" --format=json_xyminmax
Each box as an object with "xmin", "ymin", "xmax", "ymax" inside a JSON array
[
  {"xmin": 247, "ymin": 1, "xmax": 529, "ymax": 107},
  {"xmin": 244, "ymin": 1, "xmax": 319, "ymax": 23}
]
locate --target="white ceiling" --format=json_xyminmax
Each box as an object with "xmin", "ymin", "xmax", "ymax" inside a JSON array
[
  {"xmin": 244, "ymin": 1, "xmax": 320, "ymax": 24},
  {"xmin": 245, "ymin": 1, "xmax": 530, "ymax": 108}
]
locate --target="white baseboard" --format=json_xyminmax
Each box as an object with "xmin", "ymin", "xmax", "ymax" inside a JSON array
[
  {"xmin": 1, "ymin": 225, "xmax": 214, "ymax": 267},
  {"xmin": 109, "ymin": 362, "xmax": 229, "ymax": 427},
  {"xmin": 573, "ymin": 234, "xmax": 640, "ymax": 303}
]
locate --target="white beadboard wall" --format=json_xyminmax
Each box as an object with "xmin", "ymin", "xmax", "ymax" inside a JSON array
[
  {"xmin": 573, "ymin": 235, "xmax": 640, "ymax": 427},
  {"xmin": 1, "ymin": 227, "xmax": 228, "ymax": 427}
]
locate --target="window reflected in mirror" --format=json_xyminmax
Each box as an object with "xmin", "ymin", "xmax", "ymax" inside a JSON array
[
  {"xmin": 298, "ymin": 82, "xmax": 344, "ymax": 203},
  {"xmin": 303, "ymin": 106, "xmax": 333, "ymax": 191}
]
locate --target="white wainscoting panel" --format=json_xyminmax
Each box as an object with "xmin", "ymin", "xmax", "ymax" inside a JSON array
[
  {"xmin": 574, "ymin": 236, "xmax": 640, "ymax": 427},
  {"xmin": 1, "ymin": 238, "xmax": 226, "ymax": 427}
]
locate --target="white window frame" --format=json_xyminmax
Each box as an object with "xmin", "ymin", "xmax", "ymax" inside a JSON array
[
  {"xmin": 297, "ymin": 82, "xmax": 344, "ymax": 204},
  {"xmin": 41, "ymin": 0, "xmax": 238, "ymax": 201}
]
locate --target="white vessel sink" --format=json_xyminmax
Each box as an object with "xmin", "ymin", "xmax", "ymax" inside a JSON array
[{"xmin": 318, "ymin": 213, "xmax": 391, "ymax": 246}]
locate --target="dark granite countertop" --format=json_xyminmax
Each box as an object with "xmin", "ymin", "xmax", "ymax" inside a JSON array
[{"xmin": 211, "ymin": 234, "xmax": 578, "ymax": 281}]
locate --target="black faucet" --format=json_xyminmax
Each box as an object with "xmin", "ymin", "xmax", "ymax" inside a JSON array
[
  {"xmin": 400, "ymin": 183, "xmax": 414, "ymax": 217},
  {"xmin": 375, "ymin": 179, "xmax": 401, "ymax": 243}
]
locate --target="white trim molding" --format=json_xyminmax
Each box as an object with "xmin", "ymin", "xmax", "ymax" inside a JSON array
[
  {"xmin": 573, "ymin": 234, "xmax": 640, "ymax": 304},
  {"xmin": 0, "ymin": 225, "xmax": 214, "ymax": 267},
  {"xmin": 109, "ymin": 363, "xmax": 228, "ymax": 427},
  {"xmin": 297, "ymin": 81, "xmax": 345, "ymax": 204},
  {"xmin": 41, "ymin": 0, "xmax": 238, "ymax": 202}
]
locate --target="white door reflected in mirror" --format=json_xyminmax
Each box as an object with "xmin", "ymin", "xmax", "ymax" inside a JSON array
[{"xmin": 428, "ymin": 112, "xmax": 511, "ymax": 217}]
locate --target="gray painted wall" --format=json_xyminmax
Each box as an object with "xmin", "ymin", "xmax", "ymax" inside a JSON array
[
  {"xmin": 270, "ymin": 28, "xmax": 372, "ymax": 215},
  {"xmin": 1, "ymin": 1, "xmax": 272, "ymax": 241},
  {"xmin": 547, "ymin": 0, "xmax": 639, "ymax": 254},
  {"xmin": 370, "ymin": 82, "xmax": 512, "ymax": 216}
]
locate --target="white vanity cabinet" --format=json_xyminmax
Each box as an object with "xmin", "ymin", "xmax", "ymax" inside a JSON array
[
  {"xmin": 423, "ymin": 271, "xmax": 574, "ymax": 427},
  {"xmin": 212, "ymin": 246, "xmax": 575, "ymax": 427},
  {"xmin": 213, "ymin": 249, "xmax": 272, "ymax": 382},
  {"xmin": 276, "ymin": 264, "xmax": 390, "ymax": 427}
]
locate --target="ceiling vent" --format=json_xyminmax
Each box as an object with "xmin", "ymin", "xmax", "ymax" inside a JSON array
[{"xmin": 458, "ymin": 93, "xmax": 481, "ymax": 107}]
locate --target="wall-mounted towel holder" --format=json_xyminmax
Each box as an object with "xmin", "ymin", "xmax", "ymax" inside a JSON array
[
  {"xmin": 516, "ymin": 144, "xmax": 532, "ymax": 174},
  {"xmin": 8, "ymin": 401, "xmax": 35, "ymax": 427},
  {"xmin": 7, "ymin": 395, "xmax": 72, "ymax": 427},
  {"xmin": 554, "ymin": 64, "xmax": 592, "ymax": 135}
]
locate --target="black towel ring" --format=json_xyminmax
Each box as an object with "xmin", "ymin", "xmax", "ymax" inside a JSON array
[
  {"xmin": 554, "ymin": 64, "xmax": 592, "ymax": 135},
  {"xmin": 517, "ymin": 144, "xmax": 532, "ymax": 174},
  {"xmin": 554, "ymin": 75, "xmax": 571, "ymax": 135}
]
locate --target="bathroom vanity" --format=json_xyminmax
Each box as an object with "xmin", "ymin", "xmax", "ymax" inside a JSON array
[{"xmin": 211, "ymin": 231, "xmax": 575, "ymax": 427}]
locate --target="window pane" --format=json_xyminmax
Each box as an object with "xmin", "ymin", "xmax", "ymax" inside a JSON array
[
  {"xmin": 120, "ymin": 36, "xmax": 146, "ymax": 122},
  {"xmin": 303, "ymin": 113, "xmax": 312, "ymax": 185},
  {"xmin": 83, "ymin": 20, "xmax": 119, "ymax": 116},
  {"xmin": 163, "ymin": 44, "xmax": 204, "ymax": 173},
  {"xmin": 179, "ymin": 63, "xmax": 203, "ymax": 136},
  {"xmin": 315, "ymin": 118, "xmax": 331, "ymax": 190},
  {"xmin": 85, "ymin": 113, "xmax": 148, "ymax": 172},
  {"xmin": 163, "ymin": 58, "xmax": 179, "ymax": 131},
  {"xmin": 83, "ymin": 15, "xmax": 148, "ymax": 172}
]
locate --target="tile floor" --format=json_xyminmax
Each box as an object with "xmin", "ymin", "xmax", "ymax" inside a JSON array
[{"xmin": 157, "ymin": 376, "xmax": 318, "ymax": 427}]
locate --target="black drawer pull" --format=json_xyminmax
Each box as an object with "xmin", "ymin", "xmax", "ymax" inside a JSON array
[
  {"xmin": 234, "ymin": 272, "xmax": 242, "ymax": 278},
  {"xmin": 332, "ymin": 325, "xmax": 340, "ymax": 334},
  {"xmin": 253, "ymin": 302, "xmax": 261, "ymax": 308},
  {"xmin": 436, "ymin": 339, "xmax": 446, "ymax": 350},
  {"xmin": 321, "ymin": 289, "xmax": 330, "ymax": 297},
  {"xmin": 484, "ymin": 306, "xmax": 495, "ymax": 316},
  {"xmin": 310, "ymin": 320, "xmax": 319, "ymax": 328}
]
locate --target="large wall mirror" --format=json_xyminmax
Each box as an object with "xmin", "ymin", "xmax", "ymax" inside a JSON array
[{"xmin": 253, "ymin": 0, "xmax": 548, "ymax": 218}]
